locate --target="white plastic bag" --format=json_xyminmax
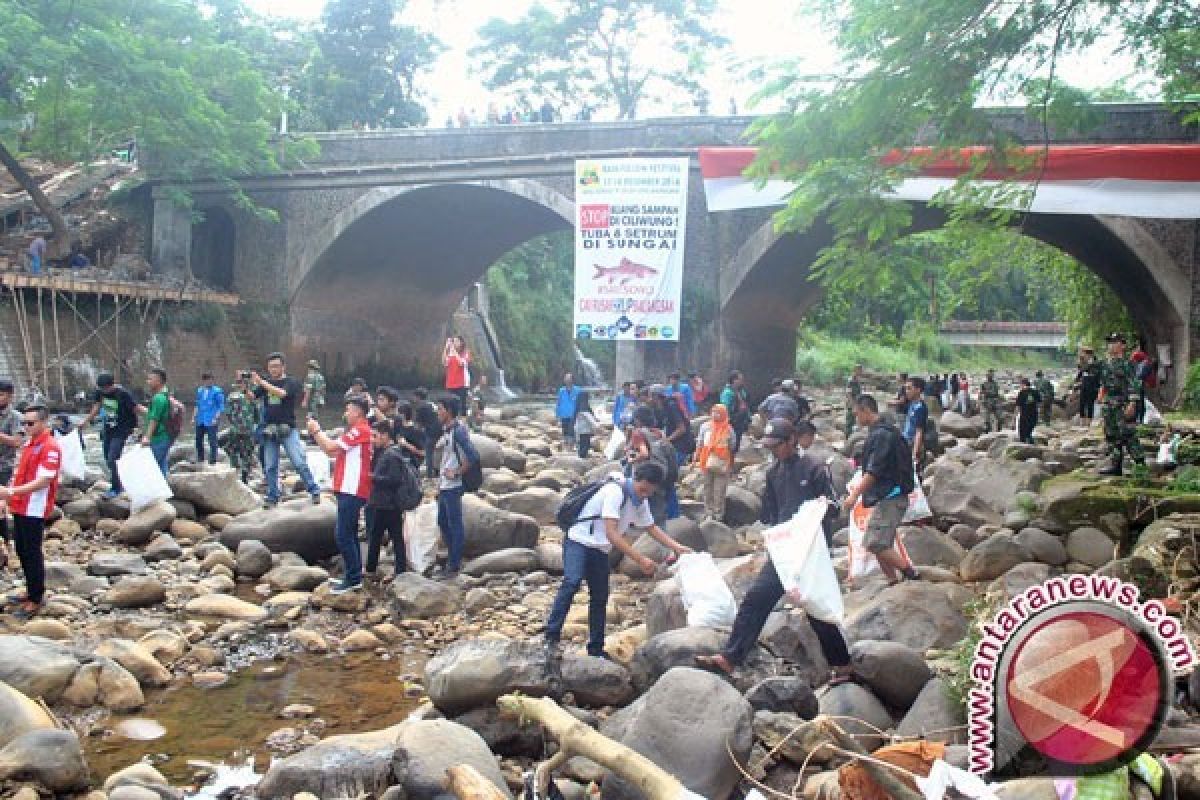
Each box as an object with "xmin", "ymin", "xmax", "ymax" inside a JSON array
[
  {"xmin": 1144, "ymin": 399, "xmax": 1164, "ymax": 426},
  {"xmin": 762, "ymin": 498, "xmax": 843, "ymax": 624},
  {"xmin": 306, "ymin": 449, "xmax": 330, "ymax": 489},
  {"xmin": 675, "ymin": 552, "xmax": 736, "ymax": 628},
  {"xmin": 55, "ymin": 430, "xmax": 86, "ymax": 483},
  {"xmin": 405, "ymin": 502, "xmax": 441, "ymax": 575},
  {"xmin": 846, "ymin": 495, "xmax": 913, "ymax": 583},
  {"xmin": 604, "ymin": 427, "xmax": 626, "ymax": 462},
  {"xmin": 116, "ymin": 445, "xmax": 172, "ymax": 512},
  {"xmin": 904, "ymin": 475, "xmax": 933, "ymax": 523}
]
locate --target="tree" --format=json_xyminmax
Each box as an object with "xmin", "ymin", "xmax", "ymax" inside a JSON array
[
  {"xmin": 747, "ymin": 0, "xmax": 1198, "ymax": 294},
  {"xmin": 0, "ymin": 0, "xmax": 291, "ymax": 256},
  {"xmin": 472, "ymin": 0, "xmax": 729, "ymax": 120},
  {"xmin": 305, "ymin": 0, "xmax": 440, "ymax": 130}
]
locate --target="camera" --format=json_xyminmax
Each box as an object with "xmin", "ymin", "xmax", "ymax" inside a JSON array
[{"xmin": 238, "ymin": 370, "xmax": 251, "ymax": 380}]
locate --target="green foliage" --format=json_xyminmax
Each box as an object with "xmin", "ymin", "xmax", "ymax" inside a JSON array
[
  {"xmin": 945, "ymin": 595, "xmax": 999, "ymax": 712},
  {"xmin": 1176, "ymin": 439, "xmax": 1200, "ymax": 467},
  {"xmin": 1170, "ymin": 466, "xmax": 1200, "ymax": 494},
  {"xmin": 302, "ymin": 0, "xmax": 441, "ymax": 130},
  {"xmin": 747, "ymin": 0, "xmax": 1198, "ymax": 306},
  {"xmin": 471, "ymin": 0, "xmax": 728, "ymax": 119},
  {"xmin": 160, "ymin": 302, "xmax": 227, "ymax": 334},
  {"xmin": 1183, "ymin": 362, "xmax": 1200, "ymax": 412}
]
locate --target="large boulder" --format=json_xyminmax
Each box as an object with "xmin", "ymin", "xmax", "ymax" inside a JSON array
[
  {"xmin": 393, "ymin": 719, "xmax": 513, "ymax": 800},
  {"xmin": 235, "ymin": 539, "xmax": 274, "ymax": 579},
  {"xmin": 0, "ymin": 729, "xmax": 90, "ymax": 793},
  {"xmin": 723, "ymin": 486, "xmax": 761, "ymax": 527},
  {"xmin": 938, "ymin": 411, "xmax": 984, "ymax": 439},
  {"xmin": 1066, "ymin": 526, "xmax": 1117, "ymax": 568},
  {"xmin": 926, "ymin": 457, "xmax": 1048, "ymax": 528},
  {"xmin": 219, "ymin": 499, "xmax": 338, "ymax": 563},
  {"xmin": 1040, "ymin": 480, "xmax": 1133, "ymax": 530},
  {"xmin": 895, "ymin": 678, "xmax": 966, "ymax": 743},
  {"xmin": 0, "ymin": 636, "xmax": 81, "ymax": 703},
  {"xmin": 87, "ymin": 552, "xmax": 148, "ymax": 577},
  {"xmin": 61, "ymin": 657, "xmax": 144, "ymax": 711},
  {"xmin": 817, "ymin": 683, "xmax": 894, "ymax": 752},
  {"xmin": 1013, "ymin": 527, "xmax": 1068, "ymax": 566},
  {"xmin": 425, "ymin": 638, "xmax": 554, "ymax": 716},
  {"xmin": 601, "ymin": 668, "xmax": 752, "ymax": 800},
  {"xmin": 493, "ymin": 487, "xmax": 562, "ymax": 525},
  {"xmin": 116, "ymin": 501, "xmax": 177, "ymax": 546},
  {"xmin": 168, "ymin": 467, "xmax": 260, "ymax": 515},
  {"xmin": 471, "ymin": 434, "xmax": 506, "ymax": 470},
  {"xmin": 960, "ymin": 533, "xmax": 1034, "ymax": 582},
  {"xmin": 462, "ymin": 495, "xmax": 539, "ymax": 557},
  {"xmin": 896, "ymin": 526, "xmax": 966, "ymax": 569},
  {"xmin": 0, "ymin": 680, "xmax": 56, "ymax": 749},
  {"xmin": 94, "ymin": 639, "xmax": 171, "ymax": 688},
  {"xmin": 743, "ymin": 677, "xmax": 819, "ymax": 719},
  {"xmin": 562, "ymin": 655, "xmax": 634, "ymax": 707},
  {"xmin": 630, "ymin": 627, "xmax": 725, "ymax": 692},
  {"xmin": 102, "ymin": 576, "xmax": 166, "ymax": 609},
  {"xmin": 844, "ymin": 583, "xmax": 971, "ymax": 651},
  {"xmin": 463, "ymin": 548, "xmax": 540, "ymax": 577},
  {"xmin": 265, "ymin": 565, "xmax": 329, "ymax": 592},
  {"xmin": 850, "ymin": 640, "xmax": 932, "ymax": 710},
  {"xmin": 390, "ymin": 573, "xmax": 462, "ymax": 619},
  {"xmin": 256, "ymin": 724, "xmax": 403, "ymax": 799},
  {"xmin": 184, "ymin": 594, "xmax": 268, "ymax": 622}
]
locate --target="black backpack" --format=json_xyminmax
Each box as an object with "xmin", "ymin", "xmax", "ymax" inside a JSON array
[
  {"xmin": 451, "ymin": 424, "xmax": 483, "ymax": 492},
  {"xmin": 556, "ymin": 477, "xmax": 626, "ymax": 533},
  {"xmin": 395, "ymin": 458, "xmax": 423, "ymax": 511}
]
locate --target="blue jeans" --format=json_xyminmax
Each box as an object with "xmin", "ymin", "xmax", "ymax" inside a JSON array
[
  {"xmin": 436, "ymin": 486, "xmax": 465, "ymax": 571},
  {"xmin": 335, "ymin": 492, "xmax": 365, "ymax": 585},
  {"xmin": 195, "ymin": 424, "xmax": 219, "ymax": 464},
  {"xmin": 149, "ymin": 439, "xmax": 171, "ymax": 476},
  {"xmin": 262, "ymin": 429, "xmax": 319, "ymax": 502},
  {"xmin": 545, "ymin": 538, "xmax": 611, "ymax": 656},
  {"xmin": 101, "ymin": 430, "xmax": 129, "ymax": 492},
  {"xmin": 665, "ymin": 485, "xmax": 680, "ymax": 520},
  {"xmin": 29, "ymin": 255, "xmax": 41, "ymax": 275}
]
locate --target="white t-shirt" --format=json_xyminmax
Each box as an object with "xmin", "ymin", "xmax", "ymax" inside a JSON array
[{"xmin": 567, "ymin": 478, "xmax": 654, "ymax": 552}]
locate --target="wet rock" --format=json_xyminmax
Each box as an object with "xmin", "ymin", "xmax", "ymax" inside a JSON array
[
  {"xmin": 0, "ymin": 635, "xmax": 81, "ymax": 702},
  {"xmin": 393, "ymin": 718, "xmax": 513, "ymax": 799},
  {"xmin": 184, "ymin": 594, "xmax": 267, "ymax": 622},
  {"xmin": 88, "ymin": 552, "xmax": 148, "ymax": 577},
  {"xmin": 463, "ymin": 548, "xmax": 540, "ymax": 577},
  {"xmin": 1013, "ymin": 527, "xmax": 1068, "ymax": 566},
  {"xmin": 743, "ymin": 677, "xmax": 819, "ymax": 719},
  {"xmin": 219, "ymin": 500, "xmax": 339, "ymax": 563},
  {"xmin": 896, "ymin": 526, "xmax": 966, "ymax": 569},
  {"xmin": 116, "ymin": 501, "xmax": 177, "ymax": 546},
  {"xmin": 850, "ymin": 640, "xmax": 932, "ymax": 710},
  {"xmin": 144, "ymin": 534, "xmax": 183, "ymax": 562},
  {"xmin": 600, "ymin": 667, "xmax": 752, "ymax": 800},
  {"xmin": 723, "ymin": 486, "xmax": 761, "ymax": 527},
  {"xmin": 62, "ymin": 657, "xmax": 144, "ymax": 710},
  {"xmin": 896, "ymin": 677, "xmax": 966, "ymax": 743},
  {"xmin": 817, "ymin": 682, "xmax": 893, "ymax": 752},
  {"xmin": 256, "ymin": 723, "xmax": 404, "ymax": 799},
  {"xmin": 960, "ymin": 533, "xmax": 1034, "ymax": 582},
  {"xmin": 630, "ymin": 627, "xmax": 725, "ymax": 693},
  {"xmin": 94, "ymin": 640, "xmax": 171, "ymax": 688},
  {"xmin": 312, "ymin": 582, "xmax": 369, "ymax": 613},
  {"xmin": 562, "ymin": 654, "xmax": 634, "ymax": 707},
  {"xmin": 462, "ymin": 495, "xmax": 539, "ymax": 557},
  {"xmin": 844, "ymin": 582, "xmax": 971, "ymax": 651},
  {"xmin": 494, "ymin": 487, "xmax": 562, "ymax": 525},
  {"xmin": 0, "ymin": 729, "xmax": 90, "ymax": 792},
  {"xmin": 1066, "ymin": 526, "xmax": 1116, "ymax": 568},
  {"xmin": 168, "ymin": 467, "xmax": 261, "ymax": 515},
  {"xmin": 103, "ymin": 763, "xmax": 171, "ymax": 794},
  {"xmin": 289, "ymin": 629, "xmax": 329, "ymax": 654},
  {"xmin": 425, "ymin": 638, "xmax": 554, "ymax": 716},
  {"xmin": 0, "ymin": 680, "xmax": 56, "ymax": 748},
  {"xmin": 391, "ymin": 573, "xmax": 462, "ymax": 619},
  {"xmin": 236, "ymin": 539, "xmax": 274, "ymax": 579},
  {"xmin": 266, "ymin": 565, "xmax": 329, "ymax": 592}
]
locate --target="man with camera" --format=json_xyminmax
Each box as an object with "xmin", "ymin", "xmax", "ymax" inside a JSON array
[{"xmin": 251, "ymin": 353, "xmax": 321, "ymax": 507}]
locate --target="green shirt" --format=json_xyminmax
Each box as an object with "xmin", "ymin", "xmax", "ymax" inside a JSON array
[
  {"xmin": 147, "ymin": 389, "xmax": 171, "ymax": 444},
  {"xmin": 303, "ymin": 371, "xmax": 326, "ymax": 412},
  {"xmin": 1099, "ymin": 356, "xmax": 1137, "ymax": 403}
]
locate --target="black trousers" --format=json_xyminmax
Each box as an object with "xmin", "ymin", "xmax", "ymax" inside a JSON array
[
  {"xmin": 1018, "ymin": 412, "xmax": 1038, "ymax": 444},
  {"xmin": 13, "ymin": 514, "xmax": 46, "ymax": 603},
  {"xmin": 722, "ymin": 558, "xmax": 850, "ymax": 668},
  {"xmin": 1080, "ymin": 387, "xmax": 1098, "ymax": 419},
  {"xmin": 366, "ymin": 507, "xmax": 406, "ymax": 576},
  {"xmin": 0, "ymin": 467, "xmax": 10, "ymax": 543}
]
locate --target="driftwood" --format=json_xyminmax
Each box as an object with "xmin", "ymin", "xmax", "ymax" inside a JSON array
[
  {"xmin": 497, "ymin": 693, "xmax": 685, "ymax": 800},
  {"xmin": 444, "ymin": 764, "xmax": 509, "ymax": 800},
  {"xmin": 816, "ymin": 717, "xmax": 924, "ymax": 800}
]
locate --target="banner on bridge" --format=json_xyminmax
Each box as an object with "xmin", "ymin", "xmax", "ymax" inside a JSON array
[{"xmin": 573, "ymin": 158, "xmax": 688, "ymax": 342}]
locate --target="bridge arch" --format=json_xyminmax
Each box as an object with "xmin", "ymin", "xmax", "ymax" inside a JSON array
[
  {"xmin": 719, "ymin": 209, "xmax": 1191, "ymax": 392},
  {"xmin": 288, "ymin": 179, "xmax": 574, "ymax": 383}
]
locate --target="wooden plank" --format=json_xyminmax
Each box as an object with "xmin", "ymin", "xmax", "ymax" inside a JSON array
[{"xmin": 0, "ymin": 272, "xmax": 239, "ymax": 305}]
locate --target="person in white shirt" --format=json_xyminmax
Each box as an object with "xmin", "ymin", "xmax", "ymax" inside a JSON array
[{"xmin": 543, "ymin": 462, "xmax": 691, "ymax": 658}]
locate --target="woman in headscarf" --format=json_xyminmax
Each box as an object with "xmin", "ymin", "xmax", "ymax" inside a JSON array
[{"xmin": 696, "ymin": 404, "xmax": 735, "ymax": 522}]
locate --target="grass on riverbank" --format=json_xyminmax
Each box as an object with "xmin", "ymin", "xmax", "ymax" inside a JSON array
[{"xmin": 794, "ymin": 330, "xmax": 1069, "ymax": 387}]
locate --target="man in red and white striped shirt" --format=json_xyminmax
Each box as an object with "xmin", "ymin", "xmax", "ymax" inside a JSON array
[
  {"xmin": 0, "ymin": 404, "xmax": 62, "ymax": 618},
  {"xmin": 308, "ymin": 396, "xmax": 372, "ymax": 594}
]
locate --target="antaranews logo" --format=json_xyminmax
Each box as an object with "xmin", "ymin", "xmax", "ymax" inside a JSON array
[{"xmin": 968, "ymin": 575, "xmax": 1195, "ymax": 778}]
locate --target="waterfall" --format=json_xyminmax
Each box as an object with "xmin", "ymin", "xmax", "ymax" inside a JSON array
[
  {"xmin": 573, "ymin": 345, "xmax": 608, "ymax": 389},
  {"xmin": 491, "ymin": 368, "xmax": 517, "ymax": 401}
]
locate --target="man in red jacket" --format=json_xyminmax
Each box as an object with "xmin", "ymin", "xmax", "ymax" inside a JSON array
[
  {"xmin": 1, "ymin": 404, "xmax": 62, "ymax": 619},
  {"xmin": 308, "ymin": 396, "xmax": 372, "ymax": 594}
]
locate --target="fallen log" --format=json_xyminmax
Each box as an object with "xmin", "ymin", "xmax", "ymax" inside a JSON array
[{"xmin": 445, "ymin": 764, "xmax": 509, "ymax": 800}]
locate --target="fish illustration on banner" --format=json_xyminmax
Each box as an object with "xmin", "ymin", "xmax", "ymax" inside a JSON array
[{"xmin": 574, "ymin": 158, "xmax": 688, "ymax": 341}]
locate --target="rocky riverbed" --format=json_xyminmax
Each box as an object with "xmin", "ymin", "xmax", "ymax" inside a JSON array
[{"xmin": 2, "ymin": 388, "xmax": 1199, "ymax": 800}]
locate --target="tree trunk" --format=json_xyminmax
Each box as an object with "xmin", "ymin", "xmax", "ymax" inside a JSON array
[{"xmin": 0, "ymin": 138, "xmax": 70, "ymax": 259}]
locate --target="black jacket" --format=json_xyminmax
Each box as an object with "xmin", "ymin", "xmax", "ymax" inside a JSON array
[
  {"xmin": 761, "ymin": 452, "xmax": 837, "ymax": 541},
  {"xmin": 860, "ymin": 420, "xmax": 913, "ymax": 507},
  {"xmin": 368, "ymin": 445, "xmax": 412, "ymax": 510}
]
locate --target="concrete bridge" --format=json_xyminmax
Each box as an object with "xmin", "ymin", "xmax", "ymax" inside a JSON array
[
  {"xmin": 151, "ymin": 103, "xmax": 1200, "ymax": 394},
  {"xmin": 939, "ymin": 321, "xmax": 1069, "ymax": 349}
]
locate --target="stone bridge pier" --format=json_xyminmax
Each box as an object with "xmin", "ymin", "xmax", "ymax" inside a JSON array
[{"xmin": 151, "ymin": 107, "xmax": 1199, "ymax": 397}]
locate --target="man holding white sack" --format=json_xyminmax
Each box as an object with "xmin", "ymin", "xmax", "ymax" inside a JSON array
[{"xmin": 697, "ymin": 419, "xmax": 855, "ymax": 686}]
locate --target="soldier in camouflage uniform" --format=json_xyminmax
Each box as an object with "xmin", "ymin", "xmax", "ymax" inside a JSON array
[
  {"xmin": 225, "ymin": 382, "xmax": 259, "ymax": 483},
  {"xmin": 1034, "ymin": 371, "xmax": 1054, "ymax": 424},
  {"xmin": 844, "ymin": 364, "xmax": 863, "ymax": 438},
  {"xmin": 980, "ymin": 369, "xmax": 1003, "ymax": 433},
  {"xmin": 1097, "ymin": 332, "xmax": 1145, "ymax": 476}
]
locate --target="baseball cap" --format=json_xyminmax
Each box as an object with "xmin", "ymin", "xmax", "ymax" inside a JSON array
[
  {"xmin": 781, "ymin": 379, "xmax": 796, "ymax": 390},
  {"xmin": 1105, "ymin": 332, "xmax": 1127, "ymax": 343},
  {"xmin": 761, "ymin": 419, "xmax": 795, "ymax": 446}
]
